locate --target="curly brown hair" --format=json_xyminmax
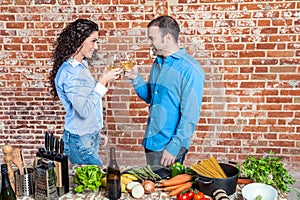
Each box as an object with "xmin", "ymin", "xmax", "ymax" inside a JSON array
[{"xmin": 49, "ymin": 19, "xmax": 99, "ymax": 98}]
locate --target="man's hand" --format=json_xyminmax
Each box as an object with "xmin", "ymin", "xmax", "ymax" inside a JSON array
[
  {"xmin": 160, "ymin": 150, "xmax": 176, "ymax": 167},
  {"xmin": 124, "ymin": 65, "xmax": 138, "ymax": 80}
]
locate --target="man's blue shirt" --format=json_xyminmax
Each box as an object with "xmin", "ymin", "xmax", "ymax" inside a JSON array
[{"xmin": 131, "ymin": 48, "xmax": 205, "ymax": 156}]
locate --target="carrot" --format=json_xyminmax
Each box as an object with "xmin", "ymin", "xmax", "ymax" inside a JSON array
[
  {"xmin": 161, "ymin": 183, "xmax": 187, "ymax": 191},
  {"xmin": 169, "ymin": 181, "xmax": 193, "ymax": 196},
  {"xmin": 161, "ymin": 174, "xmax": 192, "ymax": 187}
]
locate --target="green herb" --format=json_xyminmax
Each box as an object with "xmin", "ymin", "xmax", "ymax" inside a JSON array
[
  {"xmin": 72, "ymin": 165, "xmax": 104, "ymax": 193},
  {"xmin": 256, "ymin": 194, "xmax": 262, "ymax": 200},
  {"xmin": 238, "ymin": 150, "xmax": 296, "ymax": 194}
]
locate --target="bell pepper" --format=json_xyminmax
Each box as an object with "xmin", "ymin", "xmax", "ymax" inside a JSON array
[{"xmin": 170, "ymin": 162, "xmax": 185, "ymax": 177}]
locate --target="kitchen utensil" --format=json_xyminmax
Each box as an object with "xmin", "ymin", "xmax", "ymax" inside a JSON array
[
  {"xmin": 20, "ymin": 149, "xmax": 28, "ymax": 174},
  {"xmin": 49, "ymin": 132, "xmax": 54, "ymax": 153},
  {"xmin": 150, "ymin": 165, "xmax": 170, "ymax": 179},
  {"xmin": 2, "ymin": 143, "xmax": 15, "ymax": 190},
  {"xmin": 11, "ymin": 148, "xmax": 24, "ymax": 175},
  {"xmin": 45, "ymin": 131, "xmax": 50, "ymax": 158},
  {"xmin": 195, "ymin": 163, "xmax": 238, "ymax": 196},
  {"xmin": 35, "ymin": 158, "xmax": 58, "ymax": 199},
  {"xmin": 60, "ymin": 138, "xmax": 64, "ymax": 158},
  {"xmin": 242, "ymin": 183, "xmax": 277, "ymax": 200},
  {"xmin": 14, "ymin": 167, "xmax": 35, "ymax": 196},
  {"xmin": 54, "ymin": 137, "xmax": 59, "ymax": 156}
]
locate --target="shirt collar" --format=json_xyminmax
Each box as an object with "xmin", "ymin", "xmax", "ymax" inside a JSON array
[
  {"xmin": 67, "ymin": 58, "xmax": 88, "ymax": 68},
  {"xmin": 157, "ymin": 48, "xmax": 186, "ymax": 63}
]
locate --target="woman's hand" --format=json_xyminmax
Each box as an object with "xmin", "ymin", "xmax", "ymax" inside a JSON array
[
  {"xmin": 99, "ymin": 67, "xmax": 123, "ymax": 85},
  {"xmin": 99, "ymin": 133, "xmax": 108, "ymax": 147}
]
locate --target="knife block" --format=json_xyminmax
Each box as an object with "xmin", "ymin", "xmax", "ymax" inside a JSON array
[{"xmin": 54, "ymin": 155, "xmax": 69, "ymax": 196}]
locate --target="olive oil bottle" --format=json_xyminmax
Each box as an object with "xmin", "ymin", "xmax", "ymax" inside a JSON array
[
  {"xmin": 1, "ymin": 164, "xmax": 16, "ymax": 200},
  {"xmin": 106, "ymin": 147, "xmax": 121, "ymax": 200}
]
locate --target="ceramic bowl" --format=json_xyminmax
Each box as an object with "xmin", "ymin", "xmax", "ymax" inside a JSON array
[{"xmin": 242, "ymin": 183, "xmax": 278, "ymax": 200}]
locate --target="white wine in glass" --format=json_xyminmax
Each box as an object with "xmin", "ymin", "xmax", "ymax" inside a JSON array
[{"xmin": 120, "ymin": 60, "xmax": 136, "ymax": 70}]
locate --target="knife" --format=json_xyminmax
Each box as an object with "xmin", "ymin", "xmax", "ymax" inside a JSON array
[
  {"xmin": 49, "ymin": 132, "xmax": 55, "ymax": 160},
  {"xmin": 45, "ymin": 131, "xmax": 50, "ymax": 156},
  {"xmin": 49, "ymin": 132, "xmax": 54, "ymax": 152},
  {"xmin": 54, "ymin": 137, "xmax": 60, "ymax": 159},
  {"xmin": 60, "ymin": 138, "xmax": 64, "ymax": 159},
  {"xmin": 55, "ymin": 137, "xmax": 59, "ymax": 154},
  {"xmin": 58, "ymin": 137, "xmax": 69, "ymax": 194}
]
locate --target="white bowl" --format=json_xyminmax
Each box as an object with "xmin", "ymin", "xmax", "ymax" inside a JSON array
[{"xmin": 242, "ymin": 183, "xmax": 278, "ymax": 200}]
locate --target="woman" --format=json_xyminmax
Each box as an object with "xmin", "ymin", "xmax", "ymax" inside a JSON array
[{"xmin": 49, "ymin": 19, "xmax": 121, "ymax": 165}]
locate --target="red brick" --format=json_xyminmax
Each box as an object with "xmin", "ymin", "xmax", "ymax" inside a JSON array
[
  {"xmin": 267, "ymin": 97, "xmax": 293, "ymax": 103},
  {"xmin": 267, "ymin": 51, "xmax": 294, "ymax": 57},
  {"xmin": 240, "ymin": 82, "xmax": 265, "ymax": 88},
  {"xmin": 92, "ymin": 0, "xmax": 110, "ymax": 4},
  {"xmin": 257, "ymin": 20, "xmax": 270, "ymax": 26},
  {"xmin": 240, "ymin": 51, "xmax": 265, "ymax": 58},
  {"xmin": 256, "ymin": 43, "xmax": 276, "ymax": 49},
  {"xmin": 35, "ymin": 0, "xmax": 56, "ymax": 4},
  {"xmin": 251, "ymin": 74, "xmax": 276, "ymax": 80},
  {"xmin": 4, "ymin": 44, "xmax": 21, "ymax": 51},
  {"xmin": 270, "ymin": 141, "xmax": 295, "ymax": 147},
  {"xmin": 227, "ymin": 44, "xmax": 244, "ymax": 50},
  {"xmin": 281, "ymin": 90, "xmax": 300, "ymax": 96},
  {"xmin": 255, "ymin": 67, "xmax": 268, "ymax": 73},
  {"xmin": 270, "ymin": 66, "xmax": 296, "ymax": 73},
  {"xmin": 252, "ymin": 59, "xmax": 278, "ymax": 65},
  {"xmin": 280, "ymin": 74, "xmax": 300, "ymax": 80},
  {"xmin": 268, "ymin": 112, "xmax": 293, "ymax": 118}
]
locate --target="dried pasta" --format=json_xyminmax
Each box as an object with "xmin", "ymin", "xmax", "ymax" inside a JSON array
[{"xmin": 191, "ymin": 157, "xmax": 227, "ymax": 178}]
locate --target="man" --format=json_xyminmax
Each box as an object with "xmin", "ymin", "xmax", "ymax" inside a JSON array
[{"xmin": 125, "ymin": 15, "xmax": 205, "ymax": 167}]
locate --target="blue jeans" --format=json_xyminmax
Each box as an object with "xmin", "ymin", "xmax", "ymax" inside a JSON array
[
  {"xmin": 145, "ymin": 147, "xmax": 188, "ymax": 166},
  {"xmin": 62, "ymin": 130, "xmax": 102, "ymax": 165}
]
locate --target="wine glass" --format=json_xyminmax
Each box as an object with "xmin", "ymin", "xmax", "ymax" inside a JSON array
[
  {"xmin": 119, "ymin": 52, "xmax": 136, "ymax": 71},
  {"xmin": 106, "ymin": 55, "xmax": 121, "ymax": 88}
]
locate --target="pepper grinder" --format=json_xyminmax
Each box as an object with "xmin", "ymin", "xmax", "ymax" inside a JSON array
[{"xmin": 2, "ymin": 143, "xmax": 16, "ymax": 192}]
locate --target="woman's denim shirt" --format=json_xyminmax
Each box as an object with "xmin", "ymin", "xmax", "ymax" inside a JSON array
[{"xmin": 55, "ymin": 58, "xmax": 107, "ymax": 136}]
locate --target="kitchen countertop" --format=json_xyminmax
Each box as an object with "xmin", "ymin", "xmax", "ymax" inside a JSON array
[{"xmin": 17, "ymin": 164, "xmax": 289, "ymax": 200}]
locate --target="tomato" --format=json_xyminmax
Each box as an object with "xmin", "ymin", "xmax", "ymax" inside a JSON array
[
  {"xmin": 177, "ymin": 192, "xmax": 190, "ymax": 200},
  {"xmin": 201, "ymin": 198, "xmax": 210, "ymax": 200},
  {"xmin": 193, "ymin": 192, "xmax": 205, "ymax": 200},
  {"xmin": 187, "ymin": 190, "xmax": 195, "ymax": 199}
]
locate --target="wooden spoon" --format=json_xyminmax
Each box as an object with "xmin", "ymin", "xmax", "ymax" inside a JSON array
[
  {"xmin": 20, "ymin": 150, "xmax": 28, "ymax": 174},
  {"xmin": 11, "ymin": 148, "xmax": 24, "ymax": 175}
]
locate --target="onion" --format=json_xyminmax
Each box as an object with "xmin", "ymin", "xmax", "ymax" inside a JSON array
[
  {"xmin": 131, "ymin": 183, "xmax": 145, "ymax": 198},
  {"xmin": 142, "ymin": 180, "xmax": 155, "ymax": 194},
  {"xmin": 126, "ymin": 181, "xmax": 141, "ymax": 192}
]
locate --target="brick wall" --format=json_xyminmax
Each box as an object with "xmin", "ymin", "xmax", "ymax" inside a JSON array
[{"xmin": 0, "ymin": 0, "xmax": 299, "ymax": 172}]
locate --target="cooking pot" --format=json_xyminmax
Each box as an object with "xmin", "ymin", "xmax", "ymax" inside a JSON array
[{"xmin": 195, "ymin": 163, "xmax": 238, "ymax": 196}]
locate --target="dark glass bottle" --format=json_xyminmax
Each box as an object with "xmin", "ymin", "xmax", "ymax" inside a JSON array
[
  {"xmin": 1, "ymin": 164, "xmax": 16, "ymax": 200},
  {"xmin": 106, "ymin": 147, "xmax": 121, "ymax": 200}
]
